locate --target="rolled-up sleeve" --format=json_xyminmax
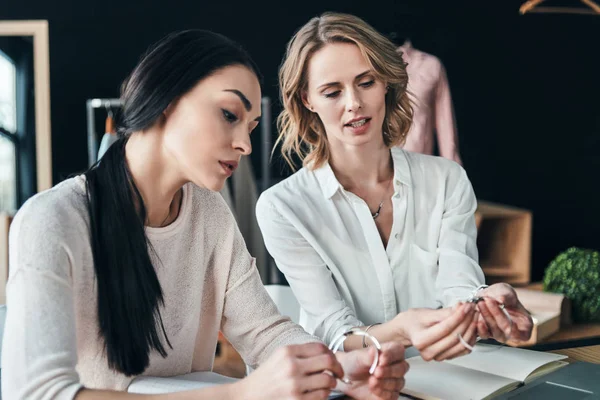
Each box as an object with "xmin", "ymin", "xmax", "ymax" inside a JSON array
[{"xmin": 435, "ymin": 166, "xmax": 485, "ymax": 306}]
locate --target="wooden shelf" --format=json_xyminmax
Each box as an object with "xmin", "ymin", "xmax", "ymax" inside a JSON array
[
  {"xmin": 479, "ymin": 265, "xmax": 522, "ymax": 277},
  {"xmin": 476, "ymin": 200, "xmax": 532, "ymax": 285}
]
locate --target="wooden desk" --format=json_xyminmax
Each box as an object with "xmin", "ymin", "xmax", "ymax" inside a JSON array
[
  {"xmin": 542, "ymin": 323, "xmax": 600, "ymax": 344},
  {"xmin": 549, "ymin": 344, "xmax": 600, "ymax": 364}
]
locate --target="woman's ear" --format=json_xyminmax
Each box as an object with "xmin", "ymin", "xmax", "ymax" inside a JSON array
[
  {"xmin": 163, "ymin": 102, "xmax": 175, "ymax": 119},
  {"xmin": 301, "ymin": 91, "xmax": 314, "ymax": 112},
  {"xmin": 158, "ymin": 101, "xmax": 178, "ymax": 127}
]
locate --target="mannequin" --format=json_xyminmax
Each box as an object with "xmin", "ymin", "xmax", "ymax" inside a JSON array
[{"xmin": 396, "ymin": 38, "xmax": 463, "ymax": 165}]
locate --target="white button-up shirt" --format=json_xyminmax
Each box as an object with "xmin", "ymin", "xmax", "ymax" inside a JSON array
[{"xmin": 256, "ymin": 148, "xmax": 485, "ymax": 346}]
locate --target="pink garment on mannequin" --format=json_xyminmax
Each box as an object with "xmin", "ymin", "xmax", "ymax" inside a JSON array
[{"xmin": 399, "ymin": 41, "xmax": 462, "ymax": 165}]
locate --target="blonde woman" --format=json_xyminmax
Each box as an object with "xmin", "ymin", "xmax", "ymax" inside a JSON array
[{"xmin": 256, "ymin": 12, "xmax": 533, "ymax": 361}]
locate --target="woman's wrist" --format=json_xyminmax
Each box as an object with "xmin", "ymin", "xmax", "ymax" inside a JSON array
[
  {"xmin": 472, "ymin": 284, "xmax": 490, "ymax": 299},
  {"xmin": 389, "ymin": 312, "xmax": 412, "ymax": 347}
]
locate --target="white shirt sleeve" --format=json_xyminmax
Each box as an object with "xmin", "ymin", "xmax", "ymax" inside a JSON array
[
  {"xmin": 2, "ymin": 201, "xmax": 83, "ymax": 400},
  {"xmin": 256, "ymin": 195, "xmax": 363, "ymax": 346},
  {"xmin": 435, "ymin": 166, "xmax": 485, "ymax": 306}
]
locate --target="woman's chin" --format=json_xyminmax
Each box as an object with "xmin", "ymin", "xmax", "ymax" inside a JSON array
[
  {"xmin": 208, "ymin": 178, "xmax": 227, "ymax": 193},
  {"xmin": 189, "ymin": 176, "xmax": 226, "ymax": 192}
]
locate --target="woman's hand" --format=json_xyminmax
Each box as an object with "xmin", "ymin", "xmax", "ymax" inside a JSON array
[
  {"xmin": 393, "ymin": 303, "xmax": 479, "ymax": 361},
  {"xmin": 238, "ymin": 342, "xmax": 342, "ymax": 400},
  {"xmin": 476, "ymin": 283, "xmax": 534, "ymax": 343},
  {"xmin": 335, "ymin": 342, "xmax": 409, "ymax": 400}
]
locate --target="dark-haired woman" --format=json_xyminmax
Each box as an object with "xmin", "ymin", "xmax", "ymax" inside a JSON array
[{"xmin": 2, "ymin": 30, "xmax": 407, "ymax": 400}]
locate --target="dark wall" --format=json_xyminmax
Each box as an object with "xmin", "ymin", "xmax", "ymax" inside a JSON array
[{"xmin": 1, "ymin": 0, "xmax": 599, "ymax": 281}]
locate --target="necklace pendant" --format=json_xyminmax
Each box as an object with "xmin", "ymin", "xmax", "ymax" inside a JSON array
[{"xmin": 371, "ymin": 201, "xmax": 384, "ymax": 220}]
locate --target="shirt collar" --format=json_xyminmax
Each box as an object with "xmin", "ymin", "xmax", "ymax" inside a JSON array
[
  {"xmin": 313, "ymin": 161, "xmax": 341, "ymax": 199},
  {"xmin": 312, "ymin": 148, "xmax": 412, "ymax": 200},
  {"xmin": 391, "ymin": 147, "xmax": 412, "ymax": 188}
]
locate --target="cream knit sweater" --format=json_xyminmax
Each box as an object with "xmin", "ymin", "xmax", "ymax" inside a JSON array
[{"xmin": 1, "ymin": 176, "xmax": 317, "ymax": 399}]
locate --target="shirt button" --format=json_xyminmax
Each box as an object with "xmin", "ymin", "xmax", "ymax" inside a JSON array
[
  {"xmin": 394, "ymin": 192, "xmax": 400, "ymax": 198},
  {"xmin": 395, "ymin": 233, "xmax": 399, "ymax": 239},
  {"xmin": 395, "ymin": 180, "xmax": 401, "ymax": 185}
]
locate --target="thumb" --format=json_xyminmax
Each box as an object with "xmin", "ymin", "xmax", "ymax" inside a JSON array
[{"xmin": 353, "ymin": 346, "xmax": 378, "ymax": 372}]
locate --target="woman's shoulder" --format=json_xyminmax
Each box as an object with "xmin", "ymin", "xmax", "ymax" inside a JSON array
[
  {"xmin": 9, "ymin": 175, "xmax": 91, "ymax": 274},
  {"xmin": 396, "ymin": 148, "xmax": 466, "ymax": 178},
  {"xmin": 12, "ymin": 175, "xmax": 89, "ymax": 231},
  {"xmin": 187, "ymin": 183, "xmax": 237, "ymax": 224}
]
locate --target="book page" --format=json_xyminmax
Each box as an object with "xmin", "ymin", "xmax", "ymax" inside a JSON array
[
  {"xmin": 446, "ymin": 344, "xmax": 567, "ymax": 382},
  {"xmin": 403, "ymin": 357, "xmax": 520, "ymax": 400},
  {"xmin": 129, "ymin": 372, "xmax": 351, "ymax": 398},
  {"xmin": 128, "ymin": 371, "xmax": 239, "ymax": 394}
]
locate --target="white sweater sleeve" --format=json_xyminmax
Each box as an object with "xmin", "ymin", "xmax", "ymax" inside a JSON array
[
  {"xmin": 2, "ymin": 197, "xmax": 83, "ymax": 400},
  {"xmin": 215, "ymin": 198, "xmax": 320, "ymax": 369}
]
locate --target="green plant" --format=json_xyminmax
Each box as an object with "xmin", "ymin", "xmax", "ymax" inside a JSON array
[{"xmin": 543, "ymin": 247, "xmax": 600, "ymax": 323}]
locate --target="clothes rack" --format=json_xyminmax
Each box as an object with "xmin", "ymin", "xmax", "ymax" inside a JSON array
[{"xmin": 86, "ymin": 98, "xmax": 123, "ymax": 167}]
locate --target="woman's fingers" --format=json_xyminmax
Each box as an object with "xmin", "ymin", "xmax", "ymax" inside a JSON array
[
  {"xmin": 377, "ymin": 342, "xmax": 405, "ymax": 367},
  {"xmin": 477, "ymin": 313, "xmax": 490, "ymax": 339},
  {"xmin": 373, "ymin": 360, "xmax": 410, "ymax": 379},
  {"xmin": 369, "ymin": 376, "xmax": 405, "ymax": 399},
  {"xmin": 296, "ymin": 372, "xmax": 337, "ymax": 394},
  {"xmin": 298, "ymin": 352, "xmax": 344, "ymax": 379},
  {"xmin": 436, "ymin": 315, "xmax": 478, "ymax": 360},
  {"xmin": 478, "ymin": 298, "xmax": 511, "ymax": 342},
  {"xmin": 419, "ymin": 305, "xmax": 476, "ymax": 361},
  {"xmin": 412, "ymin": 303, "xmax": 474, "ymax": 351}
]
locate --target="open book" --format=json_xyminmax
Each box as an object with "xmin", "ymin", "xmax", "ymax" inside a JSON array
[
  {"xmin": 402, "ymin": 344, "xmax": 568, "ymax": 400},
  {"xmin": 128, "ymin": 371, "xmax": 239, "ymax": 394},
  {"xmin": 128, "ymin": 371, "xmax": 345, "ymax": 399}
]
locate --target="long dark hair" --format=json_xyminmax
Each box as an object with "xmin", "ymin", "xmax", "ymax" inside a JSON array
[{"xmin": 84, "ymin": 30, "xmax": 260, "ymax": 376}]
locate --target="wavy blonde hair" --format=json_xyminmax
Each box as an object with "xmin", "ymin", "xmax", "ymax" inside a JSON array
[{"xmin": 276, "ymin": 12, "xmax": 414, "ymax": 170}]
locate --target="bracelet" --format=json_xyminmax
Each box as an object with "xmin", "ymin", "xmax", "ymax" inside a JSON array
[
  {"xmin": 363, "ymin": 323, "xmax": 381, "ymax": 348},
  {"xmin": 329, "ymin": 328, "xmax": 382, "ymax": 384},
  {"xmin": 468, "ymin": 284, "xmax": 489, "ymax": 302}
]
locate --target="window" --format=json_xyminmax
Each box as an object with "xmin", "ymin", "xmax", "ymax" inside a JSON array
[{"xmin": 0, "ymin": 51, "xmax": 17, "ymax": 213}]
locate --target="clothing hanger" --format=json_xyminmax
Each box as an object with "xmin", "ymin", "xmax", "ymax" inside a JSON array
[
  {"xmin": 520, "ymin": 0, "xmax": 600, "ymax": 15},
  {"xmin": 104, "ymin": 104, "xmax": 115, "ymax": 134}
]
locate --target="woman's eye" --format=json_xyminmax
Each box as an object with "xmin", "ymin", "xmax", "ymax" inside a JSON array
[
  {"xmin": 324, "ymin": 91, "xmax": 340, "ymax": 99},
  {"xmin": 359, "ymin": 80, "xmax": 375, "ymax": 88},
  {"xmin": 222, "ymin": 109, "xmax": 238, "ymax": 123}
]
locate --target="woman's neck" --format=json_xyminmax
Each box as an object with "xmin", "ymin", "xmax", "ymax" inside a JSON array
[
  {"xmin": 328, "ymin": 138, "xmax": 393, "ymax": 192},
  {"xmin": 125, "ymin": 130, "xmax": 186, "ymax": 227}
]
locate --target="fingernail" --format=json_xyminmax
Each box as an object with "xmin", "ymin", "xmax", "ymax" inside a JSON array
[{"xmin": 464, "ymin": 303, "xmax": 474, "ymax": 314}]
